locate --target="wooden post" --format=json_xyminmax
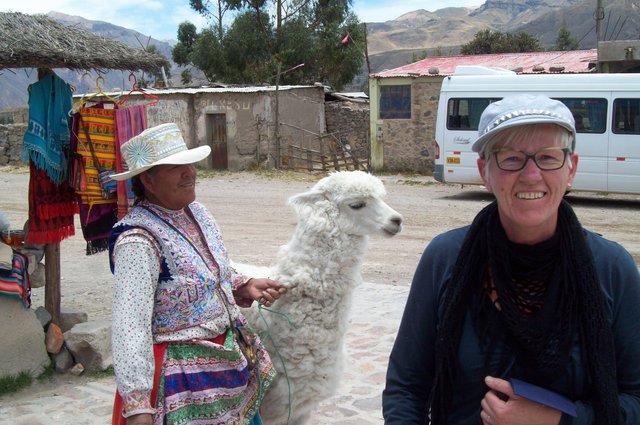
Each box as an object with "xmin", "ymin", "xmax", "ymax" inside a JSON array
[{"xmin": 44, "ymin": 243, "xmax": 61, "ymax": 325}]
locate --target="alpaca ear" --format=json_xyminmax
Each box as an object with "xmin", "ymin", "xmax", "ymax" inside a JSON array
[{"xmin": 288, "ymin": 190, "xmax": 325, "ymax": 208}]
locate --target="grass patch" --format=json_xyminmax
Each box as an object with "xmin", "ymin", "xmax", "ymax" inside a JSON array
[
  {"xmin": 0, "ymin": 371, "xmax": 33, "ymax": 396},
  {"xmin": 36, "ymin": 361, "xmax": 55, "ymax": 383},
  {"xmin": 87, "ymin": 365, "xmax": 115, "ymax": 379}
]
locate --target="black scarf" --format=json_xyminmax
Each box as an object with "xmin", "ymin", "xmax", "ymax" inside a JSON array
[{"xmin": 427, "ymin": 200, "xmax": 619, "ymax": 424}]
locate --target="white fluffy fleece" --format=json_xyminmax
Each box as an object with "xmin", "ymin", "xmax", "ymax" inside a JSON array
[{"xmin": 239, "ymin": 170, "xmax": 403, "ymax": 425}]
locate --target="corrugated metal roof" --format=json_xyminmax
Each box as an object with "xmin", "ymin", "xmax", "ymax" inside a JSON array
[
  {"xmin": 371, "ymin": 49, "xmax": 598, "ymax": 78},
  {"xmin": 78, "ymin": 85, "xmax": 319, "ymax": 98}
]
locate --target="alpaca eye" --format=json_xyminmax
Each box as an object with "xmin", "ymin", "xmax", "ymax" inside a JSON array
[{"xmin": 349, "ymin": 202, "xmax": 366, "ymax": 210}]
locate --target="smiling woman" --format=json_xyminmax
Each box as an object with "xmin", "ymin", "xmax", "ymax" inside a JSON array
[
  {"xmin": 383, "ymin": 94, "xmax": 640, "ymax": 425},
  {"xmin": 107, "ymin": 123, "xmax": 287, "ymax": 425}
]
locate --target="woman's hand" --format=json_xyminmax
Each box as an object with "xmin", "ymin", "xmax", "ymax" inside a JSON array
[
  {"xmin": 480, "ymin": 376, "xmax": 562, "ymax": 425},
  {"xmin": 236, "ymin": 278, "xmax": 286, "ymax": 307},
  {"xmin": 126, "ymin": 413, "xmax": 153, "ymax": 425}
]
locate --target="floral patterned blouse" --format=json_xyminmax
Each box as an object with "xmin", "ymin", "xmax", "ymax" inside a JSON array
[{"xmin": 111, "ymin": 203, "xmax": 251, "ymax": 417}]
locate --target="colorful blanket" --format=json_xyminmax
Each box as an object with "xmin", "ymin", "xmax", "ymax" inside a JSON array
[
  {"xmin": 114, "ymin": 106, "xmax": 147, "ymax": 219},
  {"xmin": 22, "ymin": 71, "xmax": 73, "ymax": 184},
  {"xmin": 0, "ymin": 250, "xmax": 31, "ymax": 308},
  {"xmin": 26, "ymin": 162, "xmax": 77, "ymax": 245},
  {"xmin": 71, "ymin": 107, "xmax": 118, "ymax": 254}
]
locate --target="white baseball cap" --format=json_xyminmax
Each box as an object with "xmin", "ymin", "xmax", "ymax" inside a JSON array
[{"xmin": 472, "ymin": 94, "xmax": 576, "ymax": 155}]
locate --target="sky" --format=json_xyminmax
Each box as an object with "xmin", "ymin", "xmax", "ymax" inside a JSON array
[{"xmin": 2, "ymin": 0, "xmax": 482, "ymax": 42}]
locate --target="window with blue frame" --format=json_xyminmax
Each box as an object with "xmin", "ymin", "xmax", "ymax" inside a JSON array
[{"xmin": 380, "ymin": 85, "xmax": 411, "ymax": 119}]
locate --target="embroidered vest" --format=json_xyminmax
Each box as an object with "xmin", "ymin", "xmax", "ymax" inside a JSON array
[{"xmin": 110, "ymin": 201, "xmax": 240, "ymax": 334}]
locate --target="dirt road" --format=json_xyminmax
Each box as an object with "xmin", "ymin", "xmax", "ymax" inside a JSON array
[
  {"xmin": 1, "ymin": 167, "xmax": 639, "ymax": 424},
  {"xmin": 1, "ymin": 167, "xmax": 639, "ymax": 321}
]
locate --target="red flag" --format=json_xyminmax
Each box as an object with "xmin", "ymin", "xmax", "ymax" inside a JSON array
[{"xmin": 341, "ymin": 31, "xmax": 350, "ymax": 45}]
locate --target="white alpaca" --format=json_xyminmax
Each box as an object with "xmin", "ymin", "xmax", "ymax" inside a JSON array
[{"xmin": 239, "ymin": 170, "xmax": 403, "ymax": 425}]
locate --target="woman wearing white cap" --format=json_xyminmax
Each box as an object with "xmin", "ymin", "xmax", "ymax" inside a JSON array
[
  {"xmin": 108, "ymin": 123, "xmax": 286, "ymax": 425},
  {"xmin": 383, "ymin": 95, "xmax": 640, "ymax": 425}
]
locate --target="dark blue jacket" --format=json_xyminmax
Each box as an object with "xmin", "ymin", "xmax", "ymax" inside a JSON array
[{"xmin": 383, "ymin": 226, "xmax": 640, "ymax": 424}]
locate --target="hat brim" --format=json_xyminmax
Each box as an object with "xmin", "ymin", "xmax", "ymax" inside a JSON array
[
  {"xmin": 472, "ymin": 116, "xmax": 576, "ymax": 154},
  {"xmin": 110, "ymin": 145, "xmax": 212, "ymax": 181}
]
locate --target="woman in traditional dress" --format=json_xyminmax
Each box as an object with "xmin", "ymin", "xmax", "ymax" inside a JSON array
[{"xmin": 109, "ymin": 123, "xmax": 285, "ymax": 425}]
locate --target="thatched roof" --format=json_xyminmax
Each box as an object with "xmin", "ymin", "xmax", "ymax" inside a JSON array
[{"xmin": 0, "ymin": 12, "xmax": 169, "ymax": 72}]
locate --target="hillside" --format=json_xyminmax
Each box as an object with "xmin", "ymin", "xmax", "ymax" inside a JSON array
[{"xmin": 362, "ymin": 0, "xmax": 638, "ymax": 84}]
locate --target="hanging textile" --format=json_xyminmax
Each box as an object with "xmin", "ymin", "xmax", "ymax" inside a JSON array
[
  {"xmin": 22, "ymin": 71, "xmax": 73, "ymax": 185},
  {"xmin": 25, "ymin": 162, "xmax": 77, "ymax": 245},
  {"xmin": 72, "ymin": 106, "xmax": 118, "ymax": 254},
  {"xmin": 0, "ymin": 250, "xmax": 31, "ymax": 308},
  {"xmin": 114, "ymin": 105, "xmax": 147, "ymax": 219}
]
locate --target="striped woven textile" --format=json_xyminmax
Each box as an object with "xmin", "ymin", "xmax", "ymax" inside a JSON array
[
  {"xmin": 0, "ymin": 251, "xmax": 31, "ymax": 308},
  {"xmin": 154, "ymin": 331, "xmax": 276, "ymax": 425},
  {"xmin": 75, "ymin": 107, "xmax": 118, "ymax": 206},
  {"xmin": 114, "ymin": 106, "xmax": 147, "ymax": 220}
]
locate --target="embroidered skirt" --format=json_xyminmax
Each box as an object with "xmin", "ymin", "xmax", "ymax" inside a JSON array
[{"xmin": 113, "ymin": 328, "xmax": 276, "ymax": 425}]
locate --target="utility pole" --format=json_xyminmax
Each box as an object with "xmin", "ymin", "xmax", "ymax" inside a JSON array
[
  {"xmin": 595, "ymin": 0, "xmax": 604, "ymax": 43},
  {"xmin": 595, "ymin": 0, "xmax": 604, "ymax": 72}
]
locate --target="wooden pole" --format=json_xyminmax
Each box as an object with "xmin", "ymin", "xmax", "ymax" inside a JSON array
[{"xmin": 44, "ymin": 243, "xmax": 61, "ymax": 325}]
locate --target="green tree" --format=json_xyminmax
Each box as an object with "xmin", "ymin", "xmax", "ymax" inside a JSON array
[
  {"xmin": 411, "ymin": 50, "xmax": 428, "ymax": 63},
  {"xmin": 179, "ymin": 0, "xmax": 364, "ymax": 90},
  {"xmin": 555, "ymin": 20, "xmax": 579, "ymax": 51},
  {"xmin": 181, "ymin": 69, "xmax": 193, "ymax": 85},
  {"xmin": 172, "ymin": 22, "xmax": 198, "ymax": 66},
  {"xmin": 460, "ymin": 29, "xmax": 543, "ymax": 54}
]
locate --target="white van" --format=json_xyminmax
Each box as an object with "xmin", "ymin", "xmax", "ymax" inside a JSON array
[{"xmin": 434, "ymin": 66, "xmax": 640, "ymax": 195}]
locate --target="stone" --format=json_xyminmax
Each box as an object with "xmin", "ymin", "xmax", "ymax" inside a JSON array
[
  {"xmin": 54, "ymin": 345, "xmax": 74, "ymax": 373},
  {"xmin": 69, "ymin": 363, "xmax": 85, "ymax": 376},
  {"xmin": 0, "ymin": 297, "xmax": 50, "ymax": 378},
  {"xmin": 34, "ymin": 306, "xmax": 52, "ymax": 328},
  {"xmin": 59, "ymin": 307, "xmax": 89, "ymax": 333},
  {"xmin": 45, "ymin": 322, "xmax": 64, "ymax": 354},
  {"xmin": 28, "ymin": 263, "xmax": 46, "ymax": 288},
  {"xmin": 63, "ymin": 320, "xmax": 112, "ymax": 372}
]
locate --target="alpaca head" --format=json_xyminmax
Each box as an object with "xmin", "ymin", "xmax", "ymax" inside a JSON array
[{"xmin": 288, "ymin": 171, "xmax": 403, "ymax": 237}]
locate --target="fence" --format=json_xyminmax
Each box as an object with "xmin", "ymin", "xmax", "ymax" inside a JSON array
[{"xmin": 278, "ymin": 123, "xmax": 369, "ymax": 173}]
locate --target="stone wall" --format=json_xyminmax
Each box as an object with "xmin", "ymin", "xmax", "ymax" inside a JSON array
[
  {"xmin": 325, "ymin": 101, "xmax": 370, "ymax": 162},
  {"xmin": 0, "ymin": 124, "xmax": 27, "ymax": 166},
  {"xmin": 380, "ymin": 81, "xmax": 440, "ymax": 174},
  {"xmin": 0, "ymin": 106, "xmax": 28, "ymax": 125}
]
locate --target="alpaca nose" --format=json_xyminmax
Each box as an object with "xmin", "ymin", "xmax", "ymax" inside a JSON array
[{"xmin": 391, "ymin": 216, "xmax": 403, "ymax": 226}]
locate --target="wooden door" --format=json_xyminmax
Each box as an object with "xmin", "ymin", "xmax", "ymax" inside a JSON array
[{"xmin": 207, "ymin": 114, "xmax": 228, "ymax": 169}]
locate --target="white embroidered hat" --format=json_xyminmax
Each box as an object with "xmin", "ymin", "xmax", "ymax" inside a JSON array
[
  {"xmin": 472, "ymin": 94, "xmax": 576, "ymax": 155},
  {"xmin": 111, "ymin": 123, "xmax": 211, "ymax": 181}
]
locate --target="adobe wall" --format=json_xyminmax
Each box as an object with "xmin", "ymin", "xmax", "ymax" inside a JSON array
[{"xmin": 0, "ymin": 86, "xmax": 337, "ymax": 172}]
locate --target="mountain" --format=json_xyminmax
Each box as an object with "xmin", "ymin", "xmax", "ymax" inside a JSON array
[
  {"xmin": 0, "ymin": 12, "xmax": 204, "ymax": 110},
  {"xmin": 364, "ymin": 0, "xmax": 640, "ymax": 80},
  {"xmin": 1, "ymin": 1, "xmax": 638, "ymax": 108}
]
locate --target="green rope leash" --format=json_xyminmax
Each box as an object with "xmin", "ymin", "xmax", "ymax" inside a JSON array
[{"xmin": 257, "ymin": 302, "xmax": 298, "ymax": 425}]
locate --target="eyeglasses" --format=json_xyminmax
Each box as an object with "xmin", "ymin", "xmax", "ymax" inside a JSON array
[{"xmin": 492, "ymin": 147, "xmax": 570, "ymax": 172}]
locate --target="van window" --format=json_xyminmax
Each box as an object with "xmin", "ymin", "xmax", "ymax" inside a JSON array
[
  {"xmin": 555, "ymin": 98, "xmax": 607, "ymax": 134},
  {"xmin": 447, "ymin": 98, "xmax": 500, "ymax": 130},
  {"xmin": 613, "ymin": 98, "xmax": 640, "ymax": 134},
  {"xmin": 380, "ymin": 85, "xmax": 411, "ymax": 119}
]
